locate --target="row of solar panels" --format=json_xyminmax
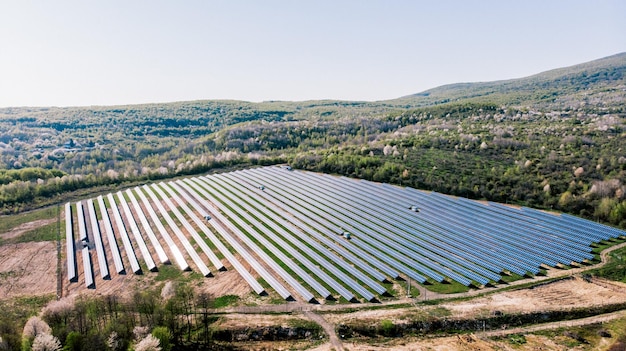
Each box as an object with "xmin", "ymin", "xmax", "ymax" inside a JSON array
[
  {"xmin": 220, "ymin": 167, "xmax": 625, "ymax": 287},
  {"xmin": 65, "ymin": 184, "xmax": 260, "ymax": 293},
  {"xmin": 65, "ymin": 166, "xmax": 626, "ymax": 301}
]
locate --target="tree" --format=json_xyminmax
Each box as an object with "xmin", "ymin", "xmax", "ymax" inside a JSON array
[
  {"xmin": 151, "ymin": 327, "xmax": 171, "ymax": 351},
  {"xmin": 31, "ymin": 334, "xmax": 61, "ymax": 351},
  {"xmin": 62, "ymin": 332, "xmax": 81, "ymax": 351},
  {"xmin": 22, "ymin": 316, "xmax": 52, "ymax": 350},
  {"xmin": 134, "ymin": 335, "xmax": 160, "ymax": 351}
]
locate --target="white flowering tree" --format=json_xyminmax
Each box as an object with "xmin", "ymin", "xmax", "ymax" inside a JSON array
[
  {"xmin": 134, "ymin": 335, "xmax": 161, "ymax": 351},
  {"xmin": 31, "ymin": 334, "xmax": 61, "ymax": 351}
]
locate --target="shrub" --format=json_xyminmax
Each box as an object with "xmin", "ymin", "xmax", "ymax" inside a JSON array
[
  {"xmin": 151, "ymin": 327, "xmax": 171, "ymax": 351},
  {"xmin": 379, "ymin": 320, "xmax": 396, "ymax": 337},
  {"xmin": 62, "ymin": 331, "xmax": 81, "ymax": 351}
]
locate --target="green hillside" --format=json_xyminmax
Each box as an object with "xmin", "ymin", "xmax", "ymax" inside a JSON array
[{"xmin": 398, "ymin": 52, "xmax": 626, "ymax": 109}]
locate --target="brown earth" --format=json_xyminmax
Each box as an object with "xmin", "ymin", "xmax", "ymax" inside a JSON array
[
  {"xmin": 0, "ymin": 241, "xmax": 57, "ymax": 298},
  {"xmin": 443, "ymin": 276, "xmax": 626, "ymax": 318},
  {"xmin": 336, "ymin": 333, "xmax": 589, "ymax": 351},
  {"xmin": 322, "ymin": 277, "xmax": 626, "ymax": 326}
]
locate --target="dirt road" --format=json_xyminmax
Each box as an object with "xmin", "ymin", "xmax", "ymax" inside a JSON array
[
  {"xmin": 480, "ymin": 309, "xmax": 626, "ymax": 337},
  {"xmin": 304, "ymin": 311, "xmax": 343, "ymax": 351}
]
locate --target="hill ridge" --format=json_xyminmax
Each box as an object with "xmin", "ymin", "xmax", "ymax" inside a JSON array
[{"xmin": 399, "ymin": 52, "xmax": 626, "ymax": 106}]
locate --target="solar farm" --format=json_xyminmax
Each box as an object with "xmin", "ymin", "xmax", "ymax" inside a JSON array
[{"xmin": 65, "ymin": 166, "xmax": 626, "ymax": 303}]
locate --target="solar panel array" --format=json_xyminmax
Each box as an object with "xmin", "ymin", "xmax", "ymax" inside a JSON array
[{"xmin": 65, "ymin": 166, "xmax": 626, "ymax": 302}]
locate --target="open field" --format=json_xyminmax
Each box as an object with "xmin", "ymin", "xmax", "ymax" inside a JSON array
[{"xmin": 0, "ymin": 242, "xmax": 56, "ymax": 299}]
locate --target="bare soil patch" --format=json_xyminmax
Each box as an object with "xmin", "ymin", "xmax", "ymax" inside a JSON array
[
  {"xmin": 443, "ymin": 276, "xmax": 626, "ymax": 318},
  {"xmin": 325, "ymin": 276, "xmax": 626, "ymax": 327},
  {"xmin": 340, "ymin": 333, "xmax": 591, "ymax": 351},
  {"xmin": 339, "ymin": 334, "xmax": 496, "ymax": 351},
  {"xmin": 216, "ymin": 313, "xmax": 306, "ymax": 329},
  {"xmin": 196, "ymin": 261, "xmax": 253, "ymax": 298},
  {"xmin": 0, "ymin": 242, "xmax": 57, "ymax": 299}
]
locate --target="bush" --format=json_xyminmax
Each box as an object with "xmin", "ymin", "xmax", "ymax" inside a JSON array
[
  {"xmin": 151, "ymin": 327, "xmax": 171, "ymax": 351},
  {"xmin": 62, "ymin": 332, "xmax": 81, "ymax": 351},
  {"xmin": 379, "ymin": 320, "xmax": 396, "ymax": 337},
  {"xmin": 508, "ymin": 334, "xmax": 526, "ymax": 345}
]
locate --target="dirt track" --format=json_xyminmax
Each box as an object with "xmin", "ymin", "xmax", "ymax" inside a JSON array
[
  {"xmin": 480, "ymin": 309, "xmax": 626, "ymax": 338},
  {"xmin": 304, "ymin": 311, "xmax": 344, "ymax": 351}
]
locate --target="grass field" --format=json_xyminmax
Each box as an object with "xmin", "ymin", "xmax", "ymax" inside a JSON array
[
  {"xmin": 0, "ymin": 206, "xmax": 57, "ymax": 233},
  {"xmin": 589, "ymin": 244, "xmax": 626, "ymax": 283},
  {"xmin": 11, "ymin": 222, "xmax": 60, "ymax": 243},
  {"xmin": 423, "ymin": 280, "xmax": 470, "ymax": 294}
]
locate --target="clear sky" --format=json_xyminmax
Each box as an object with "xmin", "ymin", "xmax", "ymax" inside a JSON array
[{"xmin": 1, "ymin": 1, "xmax": 625, "ymax": 107}]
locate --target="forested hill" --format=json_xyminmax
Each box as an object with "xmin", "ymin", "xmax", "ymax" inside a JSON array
[
  {"xmin": 1, "ymin": 53, "xmax": 625, "ymax": 229},
  {"xmin": 399, "ymin": 52, "xmax": 626, "ymax": 109}
]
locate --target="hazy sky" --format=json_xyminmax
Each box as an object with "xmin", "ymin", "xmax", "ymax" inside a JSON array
[{"xmin": 1, "ymin": 1, "xmax": 625, "ymax": 107}]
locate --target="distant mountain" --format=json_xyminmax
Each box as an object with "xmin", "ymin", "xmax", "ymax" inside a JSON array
[{"xmin": 398, "ymin": 52, "xmax": 626, "ymax": 109}]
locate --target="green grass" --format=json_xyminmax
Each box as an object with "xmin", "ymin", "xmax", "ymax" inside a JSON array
[
  {"xmin": 379, "ymin": 319, "xmax": 395, "ymax": 336},
  {"xmin": 213, "ymin": 295, "xmax": 240, "ymax": 308},
  {"xmin": 287, "ymin": 318, "xmax": 323, "ymax": 332},
  {"xmin": 428, "ymin": 306, "xmax": 452, "ymax": 318},
  {"xmin": 320, "ymin": 303, "xmax": 414, "ymax": 315},
  {"xmin": 0, "ymin": 207, "xmax": 57, "ymax": 233},
  {"xmin": 5, "ymin": 221, "xmax": 60, "ymax": 244},
  {"xmin": 154, "ymin": 265, "xmax": 205, "ymax": 283},
  {"xmin": 592, "ymin": 241, "xmax": 616, "ymax": 254},
  {"xmin": 530, "ymin": 324, "xmax": 605, "ymax": 348},
  {"xmin": 0, "ymin": 294, "xmax": 56, "ymax": 333},
  {"xmin": 423, "ymin": 280, "xmax": 470, "ymax": 294},
  {"xmin": 501, "ymin": 334, "xmax": 527, "ymax": 345},
  {"xmin": 395, "ymin": 280, "xmax": 421, "ymax": 298},
  {"xmin": 499, "ymin": 273, "xmax": 525, "ymax": 284},
  {"xmin": 588, "ymin": 244, "xmax": 626, "ymax": 283},
  {"xmin": 155, "ymin": 265, "xmax": 183, "ymax": 281},
  {"xmin": 15, "ymin": 294, "xmax": 56, "ymax": 309}
]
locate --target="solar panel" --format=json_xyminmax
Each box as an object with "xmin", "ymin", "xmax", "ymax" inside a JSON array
[
  {"xmin": 86, "ymin": 199, "xmax": 109, "ymax": 279},
  {"xmin": 207, "ymin": 175, "xmax": 375, "ymax": 301},
  {"xmin": 116, "ymin": 191, "xmax": 157, "ymax": 272},
  {"xmin": 169, "ymin": 180, "xmax": 266, "ymax": 295},
  {"xmin": 225, "ymin": 171, "xmax": 397, "ymax": 282},
  {"xmin": 131, "ymin": 187, "xmax": 189, "ymax": 271},
  {"xmin": 106, "ymin": 193, "xmax": 142, "ymax": 274},
  {"xmin": 182, "ymin": 178, "xmax": 293, "ymax": 300},
  {"xmin": 64, "ymin": 165, "xmax": 624, "ymax": 296},
  {"xmin": 140, "ymin": 185, "xmax": 211, "ymax": 277},
  {"xmin": 65, "ymin": 202, "xmax": 77, "ymax": 282},
  {"xmin": 236, "ymin": 169, "xmax": 430, "ymax": 284},
  {"xmin": 191, "ymin": 177, "xmax": 322, "ymax": 302},
  {"xmin": 96, "ymin": 195, "xmax": 125, "ymax": 274},
  {"xmin": 125, "ymin": 189, "xmax": 170, "ymax": 265},
  {"xmin": 216, "ymin": 173, "xmax": 388, "ymax": 296}
]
